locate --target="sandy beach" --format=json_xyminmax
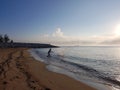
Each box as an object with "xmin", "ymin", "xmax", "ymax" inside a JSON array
[{"xmin": 0, "ymin": 48, "xmax": 96, "ymax": 90}]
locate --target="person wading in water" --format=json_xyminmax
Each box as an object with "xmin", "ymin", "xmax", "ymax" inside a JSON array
[{"xmin": 47, "ymin": 48, "xmax": 52, "ymax": 57}]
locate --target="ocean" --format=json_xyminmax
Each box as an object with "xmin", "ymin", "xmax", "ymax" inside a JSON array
[{"xmin": 30, "ymin": 46, "xmax": 120, "ymax": 90}]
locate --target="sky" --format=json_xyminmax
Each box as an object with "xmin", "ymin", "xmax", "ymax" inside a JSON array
[{"xmin": 1, "ymin": 0, "xmax": 120, "ymax": 46}]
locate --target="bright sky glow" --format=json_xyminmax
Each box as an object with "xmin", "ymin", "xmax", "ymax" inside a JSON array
[
  {"xmin": 115, "ymin": 24, "xmax": 120, "ymax": 36},
  {"xmin": 1, "ymin": 0, "xmax": 120, "ymax": 46}
]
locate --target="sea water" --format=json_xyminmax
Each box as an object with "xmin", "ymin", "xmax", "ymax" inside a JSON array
[{"xmin": 30, "ymin": 46, "xmax": 120, "ymax": 90}]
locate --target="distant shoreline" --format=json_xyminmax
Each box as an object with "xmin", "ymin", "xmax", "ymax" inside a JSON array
[{"xmin": 0, "ymin": 42, "xmax": 58, "ymax": 48}]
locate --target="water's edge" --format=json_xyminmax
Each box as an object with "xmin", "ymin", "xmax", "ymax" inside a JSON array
[{"xmin": 29, "ymin": 49, "xmax": 111, "ymax": 90}]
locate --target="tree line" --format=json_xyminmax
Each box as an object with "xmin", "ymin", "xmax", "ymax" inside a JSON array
[{"xmin": 0, "ymin": 34, "xmax": 13, "ymax": 44}]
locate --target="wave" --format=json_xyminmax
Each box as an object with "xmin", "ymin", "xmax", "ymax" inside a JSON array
[
  {"xmin": 62, "ymin": 60, "xmax": 120, "ymax": 88},
  {"xmin": 30, "ymin": 49, "xmax": 120, "ymax": 89}
]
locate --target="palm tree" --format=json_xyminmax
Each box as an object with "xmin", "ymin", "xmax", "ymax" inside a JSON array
[
  {"xmin": 0, "ymin": 34, "xmax": 3, "ymax": 43},
  {"xmin": 4, "ymin": 34, "xmax": 10, "ymax": 43},
  {"xmin": 0, "ymin": 35, "xmax": 4, "ymax": 48}
]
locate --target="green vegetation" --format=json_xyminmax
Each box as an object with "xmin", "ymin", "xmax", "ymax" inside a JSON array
[
  {"xmin": 0, "ymin": 34, "xmax": 13, "ymax": 44},
  {"xmin": 0, "ymin": 34, "xmax": 57, "ymax": 48},
  {"xmin": 0, "ymin": 34, "xmax": 13, "ymax": 48}
]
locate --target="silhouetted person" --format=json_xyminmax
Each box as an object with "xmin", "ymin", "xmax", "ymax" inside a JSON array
[
  {"xmin": 47, "ymin": 48, "xmax": 51, "ymax": 57},
  {"xmin": 10, "ymin": 40, "xmax": 13, "ymax": 43},
  {"xmin": 10, "ymin": 40, "xmax": 14, "ymax": 48}
]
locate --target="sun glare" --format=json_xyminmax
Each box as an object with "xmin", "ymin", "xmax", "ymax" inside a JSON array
[{"xmin": 115, "ymin": 24, "xmax": 120, "ymax": 36}]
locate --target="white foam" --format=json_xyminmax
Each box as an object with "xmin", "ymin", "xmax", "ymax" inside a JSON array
[{"xmin": 29, "ymin": 49, "xmax": 114, "ymax": 90}]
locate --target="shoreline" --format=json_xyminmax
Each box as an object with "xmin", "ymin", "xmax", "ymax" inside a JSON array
[
  {"xmin": 30, "ymin": 48, "xmax": 112, "ymax": 90},
  {"xmin": 0, "ymin": 48, "xmax": 96, "ymax": 90}
]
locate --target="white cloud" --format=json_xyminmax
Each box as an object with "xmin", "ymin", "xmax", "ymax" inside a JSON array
[
  {"xmin": 52, "ymin": 28, "xmax": 64, "ymax": 38},
  {"xmin": 100, "ymin": 36, "xmax": 120, "ymax": 45},
  {"xmin": 39, "ymin": 29, "xmax": 104, "ymax": 45},
  {"xmin": 28, "ymin": 28, "xmax": 120, "ymax": 46}
]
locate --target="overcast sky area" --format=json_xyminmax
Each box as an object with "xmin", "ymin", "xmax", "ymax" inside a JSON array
[{"xmin": 1, "ymin": 0, "xmax": 120, "ymax": 46}]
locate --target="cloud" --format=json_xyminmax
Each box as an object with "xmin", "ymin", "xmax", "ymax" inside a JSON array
[
  {"xmin": 29, "ymin": 28, "xmax": 120, "ymax": 46},
  {"xmin": 52, "ymin": 28, "xmax": 64, "ymax": 38},
  {"xmin": 39, "ymin": 29, "xmax": 104, "ymax": 45},
  {"xmin": 100, "ymin": 36, "xmax": 120, "ymax": 45},
  {"xmin": 38, "ymin": 28, "xmax": 99, "ymax": 45}
]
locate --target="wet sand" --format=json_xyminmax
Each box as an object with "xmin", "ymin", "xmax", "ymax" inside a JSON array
[{"xmin": 0, "ymin": 48, "xmax": 96, "ymax": 90}]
